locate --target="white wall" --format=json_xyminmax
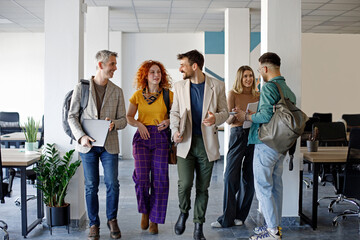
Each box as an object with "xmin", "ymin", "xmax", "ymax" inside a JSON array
[
  {"xmin": 0, "ymin": 33, "xmax": 44, "ymax": 125},
  {"xmin": 302, "ymin": 33, "xmax": 360, "ymax": 121},
  {"xmin": 121, "ymin": 32, "xmax": 204, "ymax": 158}
]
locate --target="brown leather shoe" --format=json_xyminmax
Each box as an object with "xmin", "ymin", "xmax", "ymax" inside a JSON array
[
  {"xmin": 141, "ymin": 213, "xmax": 149, "ymax": 230},
  {"xmin": 88, "ymin": 225, "xmax": 100, "ymax": 240},
  {"xmin": 149, "ymin": 222, "xmax": 158, "ymax": 235},
  {"xmin": 107, "ymin": 219, "xmax": 121, "ymax": 239}
]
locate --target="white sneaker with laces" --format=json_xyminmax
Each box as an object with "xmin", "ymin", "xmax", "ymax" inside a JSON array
[
  {"xmin": 234, "ymin": 219, "xmax": 243, "ymax": 226},
  {"xmin": 253, "ymin": 225, "xmax": 268, "ymax": 235},
  {"xmin": 249, "ymin": 230, "xmax": 281, "ymax": 240},
  {"xmin": 210, "ymin": 221, "xmax": 222, "ymax": 228}
]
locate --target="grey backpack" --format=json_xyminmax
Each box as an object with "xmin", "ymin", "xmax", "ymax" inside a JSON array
[
  {"xmin": 62, "ymin": 79, "xmax": 90, "ymax": 142},
  {"xmin": 258, "ymin": 82, "xmax": 308, "ymax": 154}
]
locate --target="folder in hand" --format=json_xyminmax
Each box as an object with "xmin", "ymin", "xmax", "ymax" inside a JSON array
[
  {"xmin": 179, "ymin": 110, "xmax": 187, "ymax": 138},
  {"xmin": 82, "ymin": 119, "xmax": 110, "ymax": 147}
]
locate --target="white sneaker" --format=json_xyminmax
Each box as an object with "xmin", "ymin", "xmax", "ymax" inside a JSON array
[
  {"xmin": 253, "ymin": 225, "xmax": 268, "ymax": 234},
  {"xmin": 249, "ymin": 230, "xmax": 281, "ymax": 240},
  {"xmin": 234, "ymin": 219, "xmax": 243, "ymax": 226},
  {"xmin": 210, "ymin": 221, "xmax": 222, "ymax": 228}
]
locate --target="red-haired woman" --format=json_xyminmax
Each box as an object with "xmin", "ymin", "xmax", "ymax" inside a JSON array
[{"xmin": 126, "ymin": 60, "xmax": 173, "ymax": 235}]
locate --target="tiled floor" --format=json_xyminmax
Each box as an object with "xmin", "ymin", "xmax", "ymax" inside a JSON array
[{"xmin": 1, "ymin": 158, "xmax": 359, "ymax": 240}]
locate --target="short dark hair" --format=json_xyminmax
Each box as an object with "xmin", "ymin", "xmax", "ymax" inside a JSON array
[
  {"xmin": 177, "ymin": 49, "xmax": 204, "ymax": 70},
  {"xmin": 258, "ymin": 52, "xmax": 281, "ymax": 67}
]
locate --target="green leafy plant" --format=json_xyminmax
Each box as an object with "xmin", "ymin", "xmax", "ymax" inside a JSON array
[
  {"xmin": 22, "ymin": 116, "xmax": 40, "ymax": 142},
  {"xmin": 34, "ymin": 143, "xmax": 81, "ymax": 207}
]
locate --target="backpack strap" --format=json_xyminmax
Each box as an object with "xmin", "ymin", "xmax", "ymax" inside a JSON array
[
  {"xmin": 79, "ymin": 79, "xmax": 90, "ymax": 114},
  {"xmin": 270, "ymin": 81, "xmax": 296, "ymax": 170},
  {"xmin": 163, "ymin": 88, "xmax": 170, "ymax": 115},
  {"xmin": 272, "ymin": 82, "xmax": 285, "ymax": 101}
]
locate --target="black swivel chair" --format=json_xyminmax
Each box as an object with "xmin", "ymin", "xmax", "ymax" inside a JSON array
[
  {"xmin": 332, "ymin": 128, "xmax": 360, "ymax": 226},
  {"xmin": 312, "ymin": 112, "xmax": 332, "ymax": 123},
  {"xmin": 0, "ymin": 112, "xmax": 21, "ymax": 135},
  {"xmin": 342, "ymin": 114, "xmax": 360, "ymax": 132},
  {"xmin": 314, "ymin": 122, "xmax": 348, "ymax": 211}
]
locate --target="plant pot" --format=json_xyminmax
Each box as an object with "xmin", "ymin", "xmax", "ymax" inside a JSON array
[
  {"xmin": 25, "ymin": 142, "xmax": 38, "ymax": 153},
  {"xmin": 307, "ymin": 140, "xmax": 319, "ymax": 152},
  {"xmin": 46, "ymin": 203, "xmax": 70, "ymax": 227}
]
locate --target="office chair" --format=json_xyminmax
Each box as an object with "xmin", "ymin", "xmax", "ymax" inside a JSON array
[
  {"xmin": 0, "ymin": 139, "xmax": 13, "ymax": 240},
  {"xmin": 314, "ymin": 122, "xmax": 347, "ymax": 147},
  {"xmin": 0, "ymin": 112, "xmax": 21, "ymax": 135},
  {"xmin": 312, "ymin": 112, "xmax": 332, "ymax": 123},
  {"xmin": 38, "ymin": 115, "xmax": 44, "ymax": 148},
  {"xmin": 314, "ymin": 122, "xmax": 348, "ymax": 211},
  {"xmin": 342, "ymin": 114, "xmax": 360, "ymax": 132},
  {"xmin": 332, "ymin": 128, "xmax": 360, "ymax": 226}
]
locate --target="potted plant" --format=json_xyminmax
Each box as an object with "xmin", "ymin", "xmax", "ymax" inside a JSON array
[
  {"xmin": 33, "ymin": 143, "xmax": 81, "ymax": 234},
  {"xmin": 22, "ymin": 116, "xmax": 40, "ymax": 152},
  {"xmin": 307, "ymin": 126, "xmax": 319, "ymax": 152}
]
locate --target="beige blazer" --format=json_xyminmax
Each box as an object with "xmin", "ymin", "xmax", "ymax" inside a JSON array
[
  {"xmin": 170, "ymin": 75, "xmax": 229, "ymax": 161},
  {"xmin": 68, "ymin": 79, "xmax": 127, "ymax": 154}
]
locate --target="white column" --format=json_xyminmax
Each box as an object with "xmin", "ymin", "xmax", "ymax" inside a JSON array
[
  {"xmin": 224, "ymin": 8, "xmax": 250, "ymax": 170},
  {"xmin": 85, "ymin": 6, "xmax": 110, "ymax": 177},
  {"xmin": 44, "ymin": 0, "xmax": 86, "ymax": 224},
  {"xmin": 261, "ymin": 0, "xmax": 302, "ymax": 217},
  {"xmin": 109, "ymin": 32, "xmax": 124, "ymax": 155},
  {"xmin": 85, "ymin": 6, "xmax": 109, "ymax": 78}
]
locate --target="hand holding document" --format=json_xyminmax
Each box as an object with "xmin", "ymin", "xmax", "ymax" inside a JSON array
[
  {"xmin": 243, "ymin": 101, "xmax": 258, "ymax": 129},
  {"xmin": 82, "ymin": 119, "xmax": 111, "ymax": 147}
]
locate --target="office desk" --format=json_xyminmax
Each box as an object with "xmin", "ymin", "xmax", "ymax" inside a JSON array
[
  {"xmin": 1, "ymin": 132, "xmax": 40, "ymax": 148},
  {"xmin": 299, "ymin": 147, "xmax": 347, "ymax": 230},
  {"xmin": 1, "ymin": 149, "xmax": 44, "ymax": 237}
]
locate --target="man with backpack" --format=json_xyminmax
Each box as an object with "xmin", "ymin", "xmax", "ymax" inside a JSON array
[
  {"xmin": 68, "ymin": 50, "xmax": 127, "ymax": 240},
  {"xmin": 237, "ymin": 52, "xmax": 296, "ymax": 240}
]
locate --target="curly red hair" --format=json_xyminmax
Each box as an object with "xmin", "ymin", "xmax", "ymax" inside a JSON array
[{"xmin": 134, "ymin": 60, "xmax": 172, "ymax": 90}]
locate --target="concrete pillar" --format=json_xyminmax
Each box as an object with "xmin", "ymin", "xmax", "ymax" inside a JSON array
[
  {"xmin": 85, "ymin": 6, "xmax": 110, "ymax": 177},
  {"xmin": 85, "ymin": 7, "xmax": 109, "ymax": 78},
  {"xmin": 261, "ymin": 0, "xmax": 302, "ymax": 218},
  {"xmin": 109, "ymin": 32, "xmax": 124, "ymax": 155},
  {"xmin": 44, "ymin": 0, "xmax": 86, "ymax": 226},
  {"xmin": 224, "ymin": 8, "xmax": 250, "ymax": 170}
]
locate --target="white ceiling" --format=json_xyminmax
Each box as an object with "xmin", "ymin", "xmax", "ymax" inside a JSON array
[{"xmin": 0, "ymin": 0, "xmax": 359, "ymax": 34}]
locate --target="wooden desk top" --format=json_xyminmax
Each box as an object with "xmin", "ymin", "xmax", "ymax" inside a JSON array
[
  {"xmin": 1, "ymin": 132, "xmax": 40, "ymax": 141},
  {"xmin": 301, "ymin": 147, "xmax": 347, "ymax": 163},
  {"xmin": 1, "ymin": 149, "xmax": 41, "ymax": 167}
]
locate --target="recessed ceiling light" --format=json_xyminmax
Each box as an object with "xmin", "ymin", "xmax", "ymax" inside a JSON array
[{"xmin": 0, "ymin": 19, "xmax": 13, "ymax": 24}]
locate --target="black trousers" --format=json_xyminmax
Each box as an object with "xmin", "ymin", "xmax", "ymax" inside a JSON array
[{"xmin": 217, "ymin": 126, "xmax": 255, "ymax": 227}]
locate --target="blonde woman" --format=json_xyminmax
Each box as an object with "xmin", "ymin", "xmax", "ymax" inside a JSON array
[{"xmin": 211, "ymin": 65, "xmax": 259, "ymax": 228}]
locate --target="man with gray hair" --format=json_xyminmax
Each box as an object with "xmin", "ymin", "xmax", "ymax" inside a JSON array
[{"xmin": 68, "ymin": 50, "xmax": 127, "ymax": 240}]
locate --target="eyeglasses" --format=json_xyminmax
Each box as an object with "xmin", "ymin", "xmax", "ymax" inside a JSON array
[{"xmin": 257, "ymin": 66, "xmax": 265, "ymax": 73}]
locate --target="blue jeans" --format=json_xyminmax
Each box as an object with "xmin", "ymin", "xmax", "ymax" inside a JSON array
[
  {"xmin": 253, "ymin": 143, "xmax": 285, "ymax": 228},
  {"xmin": 80, "ymin": 147, "xmax": 119, "ymax": 227}
]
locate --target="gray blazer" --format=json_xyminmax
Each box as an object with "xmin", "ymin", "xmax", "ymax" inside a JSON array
[
  {"xmin": 170, "ymin": 75, "xmax": 229, "ymax": 161},
  {"xmin": 68, "ymin": 79, "xmax": 127, "ymax": 154}
]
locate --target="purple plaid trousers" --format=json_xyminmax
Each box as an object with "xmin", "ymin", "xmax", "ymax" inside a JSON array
[{"xmin": 132, "ymin": 126, "xmax": 169, "ymax": 224}]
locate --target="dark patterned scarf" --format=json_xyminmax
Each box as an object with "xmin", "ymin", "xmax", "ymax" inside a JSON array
[{"xmin": 142, "ymin": 87, "xmax": 162, "ymax": 105}]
